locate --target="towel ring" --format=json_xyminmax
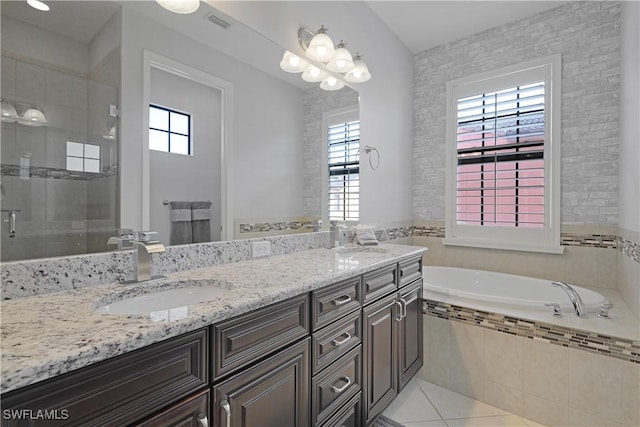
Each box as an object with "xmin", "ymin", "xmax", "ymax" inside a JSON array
[{"xmin": 363, "ymin": 145, "xmax": 380, "ymax": 170}]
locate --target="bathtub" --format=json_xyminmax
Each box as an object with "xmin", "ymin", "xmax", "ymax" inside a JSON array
[{"xmin": 422, "ymin": 266, "xmax": 609, "ymax": 315}]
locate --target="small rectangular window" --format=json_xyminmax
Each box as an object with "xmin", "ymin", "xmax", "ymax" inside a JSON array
[
  {"xmin": 66, "ymin": 141, "xmax": 100, "ymax": 173},
  {"xmin": 328, "ymin": 120, "xmax": 360, "ymax": 221},
  {"xmin": 149, "ymin": 105, "xmax": 191, "ymax": 155}
]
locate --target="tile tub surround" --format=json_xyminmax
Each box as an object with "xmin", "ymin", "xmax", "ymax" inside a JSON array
[
  {"xmin": 420, "ymin": 309, "xmax": 640, "ymax": 427},
  {"xmin": 0, "ymin": 244, "xmax": 426, "ymax": 394}
]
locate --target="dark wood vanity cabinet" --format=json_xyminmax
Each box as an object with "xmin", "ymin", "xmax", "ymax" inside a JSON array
[
  {"xmin": 398, "ymin": 279, "xmax": 423, "ymax": 390},
  {"xmin": 1, "ymin": 328, "xmax": 209, "ymax": 427},
  {"xmin": 1, "ymin": 254, "xmax": 424, "ymax": 427},
  {"xmin": 362, "ymin": 256, "xmax": 423, "ymax": 426}
]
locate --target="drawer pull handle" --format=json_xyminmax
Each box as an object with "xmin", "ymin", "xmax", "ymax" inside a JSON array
[
  {"xmin": 334, "ymin": 295, "xmax": 352, "ymax": 306},
  {"xmin": 332, "ymin": 332, "xmax": 351, "ymax": 346},
  {"xmin": 197, "ymin": 414, "xmax": 209, "ymax": 427},
  {"xmin": 221, "ymin": 399, "xmax": 231, "ymax": 427},
  {"xmin": 331, "ymin": 376, "xmax": 352, "ymax": 393}
]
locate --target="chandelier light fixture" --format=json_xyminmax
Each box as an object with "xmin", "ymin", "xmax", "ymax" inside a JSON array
[{"xmin": 280, "ymin": 26, "xmax": 371, "ymax": 91}]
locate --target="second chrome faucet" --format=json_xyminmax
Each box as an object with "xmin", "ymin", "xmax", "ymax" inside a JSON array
[{"xmin": 108, "ymin": 230, "xmax": 165, "ymax": 283}]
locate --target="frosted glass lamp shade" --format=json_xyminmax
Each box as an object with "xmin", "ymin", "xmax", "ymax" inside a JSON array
[
  {"xmin": 19, "ymin": 108, "xmax": 48, "ymax": 127},
  {"xmin": 326, "ymin": 44, "xmax": 355, "ymax": 73},
  {"xmin": 344, "ymin": 56, "xmax": 371, "ymax": 83},
  {"xmin": 301, "ymin": 65, "xmax": 328, "ymax": 83},
  {"xmin": 279, "ymin": 51, "xmax": 309, "ymax": 73},
  {"xmin": 320, "ymin": 76, "xmax": 346, "ymax": 91},
  {"xmin": 27, "ymin": 0, "xmax": 50, "ymax": 11},
  {"xmin": 1, "ymin": 101, "xmax": 18, "ymax": 122},
  {"xmin": 155, "ymin": 0, "xmax": 199, "ymax": 14},
  {"xmin": 305, "ymin": 30, "xmax": 336, "ymax": 62}
]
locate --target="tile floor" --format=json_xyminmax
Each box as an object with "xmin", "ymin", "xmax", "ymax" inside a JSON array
[{"xmin": 380, "ymin": 378, "xmax": 547, "ymax": 427}]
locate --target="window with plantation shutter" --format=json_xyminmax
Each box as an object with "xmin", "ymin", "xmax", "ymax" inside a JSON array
[
  {"xmin": 328, "ymin": 119, "xmax": 360, "ymax": 221},
  {"xmin": 444, "ymin": 55, "xmax": 563, "ymax": 253}
]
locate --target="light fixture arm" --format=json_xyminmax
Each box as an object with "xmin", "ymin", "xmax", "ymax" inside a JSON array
[{"xmin": 297, "ymin": 27, "xmax": 316, "ymax": 51}]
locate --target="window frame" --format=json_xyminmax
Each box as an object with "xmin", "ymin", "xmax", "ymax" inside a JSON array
[
  {"xmin": 322, "ymin": 106, "xmax": 360, "ymax": 224},
  {"xmin": 443, "ymin": 55, "xmax": 563, "ymax": 254},
  {"xmin": 148, "ymin": 104, "xmax": 192, "ymax": 155},
  {"xmin": 66, "ymin": 141, "xmax": 101, "ymax": 173}
]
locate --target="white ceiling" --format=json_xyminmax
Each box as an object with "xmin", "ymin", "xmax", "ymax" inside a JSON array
[
  {"xmin": 0, "ymin": 1, "xmax": 120, "ymax": 44},
  {"xmin": 1, "ymin": 0, "xmax": 570, "ymax": 54},
  {"xmin": 366, "ymin": 1, "xmax": 569, "ymax": 54}
]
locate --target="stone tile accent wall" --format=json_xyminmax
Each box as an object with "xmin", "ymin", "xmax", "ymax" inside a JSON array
[
  {"xmin": 413, "ymin": 1, "xmax": 621, "ymax": 225},
  {"xmin": 424, "ymin": 300, "xmax": 640, "ymax": 364}
]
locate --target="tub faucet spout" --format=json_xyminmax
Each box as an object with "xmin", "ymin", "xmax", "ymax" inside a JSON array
[{"xmin": 552, "ymin": 281, "xmax": 587, "ymax": 317}]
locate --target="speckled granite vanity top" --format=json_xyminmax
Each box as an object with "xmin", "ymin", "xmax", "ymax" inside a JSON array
[{"xmin": 1, "ymin": 244, "xmax": 425, "ymax": 394}]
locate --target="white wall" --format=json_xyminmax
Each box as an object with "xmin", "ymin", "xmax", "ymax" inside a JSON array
[
  {"xmin": 0, "ymin": 16, "xmax": 88, "ymax": 75},
  {"xmin": 619, "ymin": 1, "xmax": 640, "ymax": 234},
  {"xmin": 119, "ymin": 7, "xmax": 305, "ymax": 231},
  {"xmin": 212, "ymin": 1, "xmax": 416, "ymax": 226},
  {"xmin": 149, "ymin": 68, "xmax": 222, "ymax": 245}
]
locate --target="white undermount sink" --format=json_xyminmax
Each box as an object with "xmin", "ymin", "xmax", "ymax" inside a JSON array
[{"xmin": 94, "ymin": 283, "xmax": 229, "ymax": 316}]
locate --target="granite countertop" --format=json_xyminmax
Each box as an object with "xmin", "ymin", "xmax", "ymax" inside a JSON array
[{"xmin": 0, "ymin": 244, "xmax": 426, "ymax": 394}]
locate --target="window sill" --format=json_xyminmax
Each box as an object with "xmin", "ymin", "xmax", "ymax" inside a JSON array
[{"xmin": 442, "ymin": 237, "xmax": 565, "ymax": 254}]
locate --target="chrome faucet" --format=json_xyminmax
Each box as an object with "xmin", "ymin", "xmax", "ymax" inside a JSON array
[
  {"xmin": 552, "ymin": 281, "xmax": 587, "ymax": 317},
  {"xmin": 108, "ymin": 231, "xmax": 165, "ymax": 283}
]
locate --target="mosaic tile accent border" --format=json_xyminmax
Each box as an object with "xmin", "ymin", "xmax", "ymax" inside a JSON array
[
  {"xmin": 1, "ymin": 164, "xmax": 117, "ymax": 180},
  {"xmin": 238, "ymin": 220, "xmax": 318, "ymax": 233},
  {"xmin": 561, "ymin": 233, "xmax": 618, "ymax": 249},
  {"xmin": 618, "ymin": 236, "xmax": 640, "ymax": 263},
  {"xmin": 424, "ymin": 299, "xmax": 640, "ymax": 364},
  {"xmin": 412, "ymin": 225, "xmax": 446, "ymax": 238}
]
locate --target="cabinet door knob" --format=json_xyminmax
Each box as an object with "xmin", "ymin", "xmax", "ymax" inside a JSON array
[
  {"xmin": 331, "ymin": 376, "xmax": 352, "ymax": 393},
  {"xmin": 221, "ymin": 399, "xmax": 231, "ymax": 427},
  {"xmin": 334, "ymin": 295, "xmax": 352, "ymax": 306},
  {"xmin": 332, "ymin": 332, "xmax": 351, "ymax": 346},
  {"xmin": 197, "ymin": 413, "xmax": 209, "ymax": 427}
]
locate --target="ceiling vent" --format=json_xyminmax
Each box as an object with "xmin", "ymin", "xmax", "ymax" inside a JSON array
[{"xmin": 204, "ymin": 11, "xmax": 231, "ymax": 29}]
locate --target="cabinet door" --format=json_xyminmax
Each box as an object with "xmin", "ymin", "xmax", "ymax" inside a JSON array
[
  {"xmin": 362, "ymin": 293, "xmax": 398, "ymax": 425},
  {"xmin": 134, "ymin": 388, "xmax": 209, "ymax": 427},
  {"xmin": 398, "ymin": 280, "xmax": 423, "ymax": 391},
  {"xmin": 214, "ymin": 339, "xmax": 309, "ymax": 427}
]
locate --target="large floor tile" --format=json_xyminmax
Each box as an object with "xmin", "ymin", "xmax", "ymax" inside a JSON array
[
  {"xmin": 415, "ymin": 378, "xmax": 508, "ymax": 420},
  {"xmin": 382, "ymin": 379, "xmax": 441, "ymax": 423},
  {"xmin": 403, "ymin": 421, "xmax": 448, "ymax": 427},
  {"xmin": 445, "ymin": 414, "xmax": 530, "ymax": 427}
]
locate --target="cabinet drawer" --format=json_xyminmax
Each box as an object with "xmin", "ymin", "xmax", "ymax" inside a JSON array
[
  {"xmin": 312, "ymin": 310, "xmax": 361, "ymax": 374},
  {"xmin": 134, "ymin": 388, "xmax": 209, "ymax": 427},
  {"xmin": 2, "ymin": 329, "xmax": 208, "ymax": 427},
  {"xmin": 312, "ymin": 277, "xmax": 361, "ymax": 331},
  {"xmin": 312, "ymin": 346, "xmax": 362, "ymax": 426},
  {"xmin": 362, "ymin": 264, "xmax": 397, "ymax": 305},
  {"xmin": 319, "ymin": 392, "xmax": 361, "ymax": 427},
  {"xmin": 213, "ymin": 294, "xmax": 309, "ymax": 379},
  {"xmin": 398, "ymin": 256, "xmax": 422, "ymax": 288}
]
